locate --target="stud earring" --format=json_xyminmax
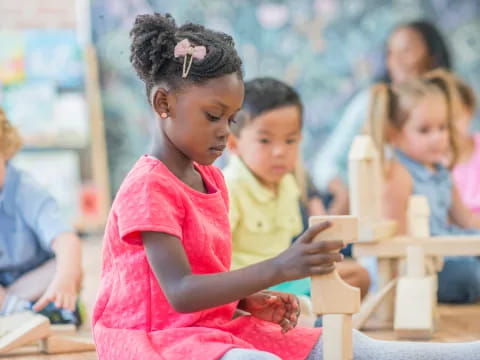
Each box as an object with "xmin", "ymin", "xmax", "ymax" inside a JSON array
[{"xmin": 160, "ymin": 112, "xmax": 168, "ymax": 119}]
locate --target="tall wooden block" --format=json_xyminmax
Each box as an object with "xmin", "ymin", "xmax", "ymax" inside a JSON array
[
  {"xmin": 348, "ymin": 136, "xmax": 383, "ymax": 226},
  {"xmin": 407, "ymin": 195, "xmax": 430, "ymax": 237},
  {"xmin": 394, "ymin": 276, "xmax": 435, "ymax": 339},
  {"xmin": 309, "ymin": 216, "xmax": 361, "ymax": 360},
  {"xmin": 323, "ymin": 314, "xmax": 353, "ymax": 360}
]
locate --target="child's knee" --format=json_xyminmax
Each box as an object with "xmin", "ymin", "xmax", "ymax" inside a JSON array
[
  {"xmin": 355, "ymin": 265, "xmax": 371, "ymax": 289},
  {"xmin": 221, "ymin": 348, "xmax": 281, "ymax": 360}
]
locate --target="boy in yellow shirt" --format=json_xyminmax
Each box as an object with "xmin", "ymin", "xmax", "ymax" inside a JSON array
[{"xmin": 224, "ymin": 78, "xmax": 370, "ymax": 304}]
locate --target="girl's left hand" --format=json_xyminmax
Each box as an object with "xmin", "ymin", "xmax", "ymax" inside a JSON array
[
  {"xmin": 33, "ymin": 274, "xmax": 78, "ymax": 312},
  {"xmin": 239, "ymin": 290, "xmax": 300, "ymax": 333}
]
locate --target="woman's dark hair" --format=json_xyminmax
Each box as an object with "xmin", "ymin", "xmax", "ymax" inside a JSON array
[
  {"xmin": 130, "ymin": 13, "xmax": 243, "ymax": 100},
  {"xmin": 379, "ymin": 20, "xmax": 452, "ymax": 83},
  {"xmin": 230, "ymin": 77, "xmax": 303, "ymax": 136}
]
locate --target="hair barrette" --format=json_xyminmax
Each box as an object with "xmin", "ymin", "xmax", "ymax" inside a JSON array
[{"xmin": 174, "ymin": 39, "xmax": 207, "ymax": 78}]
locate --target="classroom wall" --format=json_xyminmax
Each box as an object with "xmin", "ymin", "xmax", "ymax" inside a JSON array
[{"xmin": 91, "ymin": 0, "xmax": 480, "ymax": 193}]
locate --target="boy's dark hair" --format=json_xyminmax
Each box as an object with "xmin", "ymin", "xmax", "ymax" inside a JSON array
[
  {"xmin": 230, "ymin": 77, "xmax": 303, "ymax": 136},
  {"xmin": 130, "ymin": 13, "xmax": 243, "ymax": 101},
  {"xmin": 379, "ymin": 20, "xmax": 451, "ymax": 83}
]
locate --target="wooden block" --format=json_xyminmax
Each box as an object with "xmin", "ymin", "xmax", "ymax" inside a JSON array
[
  {"xmin": 311, "ymin": 271, "xmax": 361, "ymax": 315},
  {"xmin": 41, "ymin": 335, "xmax": 95, "ymax": 354},
  {"xmin": 407, "ymin": 195, "xmax": 430, "ymax": 238},
  {"xmin": 353, "ymin": 235, "xmax": 480, "ymax": 258},
  {"xmin": 51, "ymin": 324, "xmax": 77, "ymax": 336},
  {"xmin": 322, "ymin": 314, "xmax": 353, "ymax": 360},
  {"xmin": 309, "ymin": 216, "xmax": 361, "ymax": 315},
  {"xmin": 406, "ymin": 245, "xmax": 425, "ymax": 277},
  {"xmin": 24, "ymin": 324, "xmax": 77, "ymax": 348},
  {"xmin": 348, "ymin": 136, "xmax": 383, "ymax": 224},
  {"xmin": 374, "ymin": 258, "xmax": 396, "ymax": 324},
  {"xmin": 348, "ymin": 135, "xmax": 379, "ymax": 161},
  {"xmin": 358, "ymin": 220, "xmax": 397, "ymax": 242},
  {"xmin": 310, "ymin": 216, "xmax": 360, "ymax": 360},
  {"xmin": 0, "ymin": 312, "xmax": 50, "ymax": 354},
  {"xmin": 394, "ymin": 276, "xmax": 435, "ymax": 339},
  {"xmin": 408, "ymin": 195, "xmax": 430, "ymax": 216},
  {"xmin": 353, "ymin": 278, "xmax": 398, "ymax": 330},
  {"xmin": 310, "ymin": 215, "xmax": 359, "ymax": 243}
]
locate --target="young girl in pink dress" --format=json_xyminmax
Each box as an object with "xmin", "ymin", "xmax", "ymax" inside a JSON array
[
  {"xmin": 452, "ymin": 78, "xmax": 480, "ymax": 214},
  {"xmin": 92, "ymin": 13, "xmax": 480, "ymax": 360}
]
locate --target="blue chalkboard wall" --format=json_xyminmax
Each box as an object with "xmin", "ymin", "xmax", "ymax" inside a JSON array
[{"xmin": 91, "ymin": 0, "xmax": 480, "ymax": 193}]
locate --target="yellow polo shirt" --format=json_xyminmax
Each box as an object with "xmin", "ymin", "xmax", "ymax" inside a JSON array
[{"xmin": 223, "ymin": 155, "xmax": 303, "ymax": 270}]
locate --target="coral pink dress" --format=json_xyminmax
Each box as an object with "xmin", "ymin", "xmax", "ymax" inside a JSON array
[{"xmin": 92, "ymin": 156, "xmax": 321, "ymax": 360}]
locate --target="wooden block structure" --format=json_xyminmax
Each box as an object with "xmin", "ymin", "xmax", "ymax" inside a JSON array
[
  {"xmin": 309, "ymin": 215, "xmax": 361, "ymax": 360},
  {"xmin": 348, "ymin": 135, "xmax": 480, "ymax": 339},
  {"xmin": 0, "ymin": 311, "xmax": 95, "ymax": 355},
  {"xmin": 348, "ymin": 135, "xmax": 397, "ymax": 326}
]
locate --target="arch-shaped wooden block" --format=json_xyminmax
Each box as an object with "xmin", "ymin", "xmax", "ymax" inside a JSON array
[{"xmin": 309, "ymin": 216, "xmax": 361, "ymax": 315}]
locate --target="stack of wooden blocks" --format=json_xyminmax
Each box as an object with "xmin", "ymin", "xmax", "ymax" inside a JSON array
[{"xmin": 309, "ymin": 135, "xmax": 480, "ymax": 360}]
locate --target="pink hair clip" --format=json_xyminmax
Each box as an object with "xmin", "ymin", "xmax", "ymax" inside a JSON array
[{"xmin": 174, "ymin": 39, "xmax": 207, "ymax": 78}]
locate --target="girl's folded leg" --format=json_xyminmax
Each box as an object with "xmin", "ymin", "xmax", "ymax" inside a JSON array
[
  {"xmin": 307, "ymin": 329, "xmax": 479, "ymax": 360},
  {"xmin": 220, "ymin": 348, "xmax": 281, "ymax": 360}
]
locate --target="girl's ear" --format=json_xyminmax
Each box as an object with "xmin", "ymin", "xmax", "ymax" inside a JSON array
[
  {"xmin": 152, "ymin": 88, "xmax": 170, "ymax": 118},
  {"xmin": 227, "ymin": 134, "xmax": 239, "ymax": 154}
]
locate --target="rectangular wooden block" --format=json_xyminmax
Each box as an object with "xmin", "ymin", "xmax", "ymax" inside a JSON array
[
  {"xmin": 358, "ymin": 220, "xmax": 397, "ymax": 242},
  {"xmin": 51, "ymin": 324, "xmax": 77, "ymax": 337},
  {"xmin": 41, "ymin": 335, "xmax": 96, "ymax": 354},
  {"xmin": 353, "ymin": 235, "xmax": 480, "ymax": 258},
  {"xmin": 0, "ymin": 312, "xmax": 50, "ymax": 354},
  {"xmin": 322, "ymin": 314, "xmax": 353, "ymax": 360},
  {"xmin": 348, "ymin": 136, "xmax": 383, "ymax": 225},
  {"xmin": 309, "ymin": 216, "xmax": 359, "ymax": 244},
  {"xmin": 394, "ymin": 276, "xmax": 435, "ymax": 339},
  {"xmin": 406, "ymin": 245, "xmax": 425, "ymax": 277}
]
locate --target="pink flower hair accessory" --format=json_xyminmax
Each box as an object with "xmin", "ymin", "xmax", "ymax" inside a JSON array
[{"xmin": 174, "ymin": 39, "xmax": 207, "ymax": 78}]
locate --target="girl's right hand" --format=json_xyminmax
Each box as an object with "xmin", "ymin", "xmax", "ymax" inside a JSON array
[{"xmin": 272, "ymin": 221, "xmax": 345, "ymax": 282}]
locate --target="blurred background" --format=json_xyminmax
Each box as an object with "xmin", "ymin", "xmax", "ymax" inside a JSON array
[{"xmin": 1, "ymin": 0, "xmax": 479, "ymax": 232}]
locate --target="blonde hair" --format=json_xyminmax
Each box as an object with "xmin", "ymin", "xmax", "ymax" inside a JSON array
[
  {"xmin": 0, "ymin": 107, "xmax": 22, "ymax": 160},
  {"xmin": 367, "ymin": 69, "xmax": 461, "ymax": 170},
  {"xmin": 455, "ymin": 77, "xmax": 476, "ymax": 112}
]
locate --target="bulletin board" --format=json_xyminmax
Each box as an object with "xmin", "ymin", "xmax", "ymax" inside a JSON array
[{"xmin": 0, "ymin": 0, "xmax": 110, "ymax": 233}]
